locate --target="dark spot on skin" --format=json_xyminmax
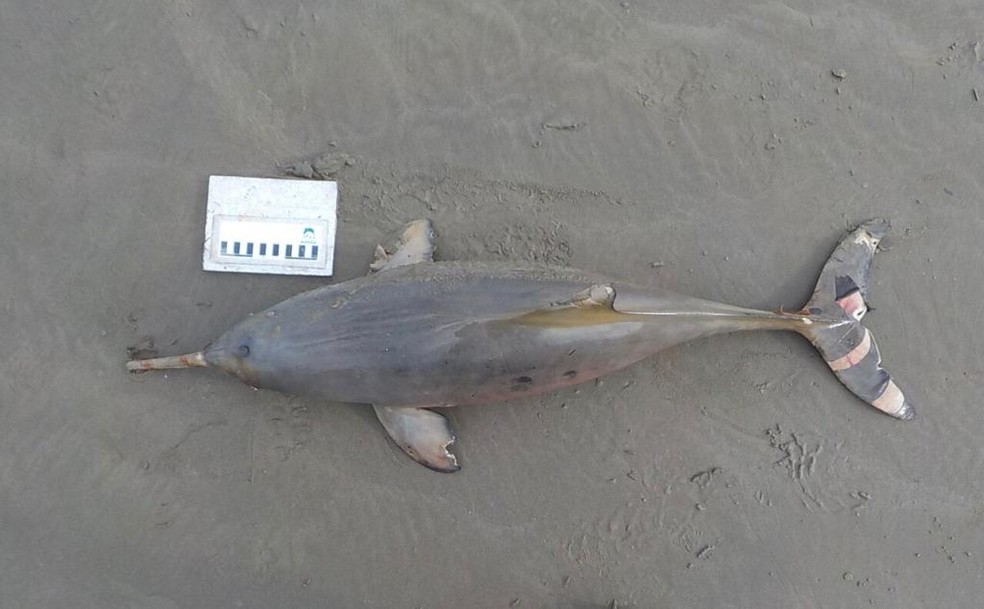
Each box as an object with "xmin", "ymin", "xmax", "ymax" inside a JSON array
[
  {"xmin": 237, "ymin": 344, "xmax": 250, "ymax": 358},
  {"xmin": 510, "ymin": 376, "xmax": 534, "ymax": 392},
  {"xmin": 563, "ymin": 370, "xmax": 577, "ymax": 379}
]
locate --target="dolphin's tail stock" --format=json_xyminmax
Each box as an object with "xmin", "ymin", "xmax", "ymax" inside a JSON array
[{"xmin": 793, "ymin": 219, "xmax": 914, "ymax": 420}]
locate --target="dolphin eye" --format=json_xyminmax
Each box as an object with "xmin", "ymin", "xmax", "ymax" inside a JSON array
[{"xmin": 237, "ymin": 344, "xmax": 251, "ymax": 358}]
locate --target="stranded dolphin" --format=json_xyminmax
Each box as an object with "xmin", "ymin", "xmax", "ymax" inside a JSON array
[{"xmin": 127, "ymin": 219, "xmax": 912, "ymax": 472}]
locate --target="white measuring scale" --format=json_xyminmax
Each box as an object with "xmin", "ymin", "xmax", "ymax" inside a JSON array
[{"xmin": 202, "ymin": 176, "xmax": 337, "ymax": 276}]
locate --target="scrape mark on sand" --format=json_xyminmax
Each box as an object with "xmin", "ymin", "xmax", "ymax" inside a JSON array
[
  {"xmin": 764, "ymin": 423, "xmax": 874, "ymax": 514},
  {"xmin": 766, "ymin": 424, "xmax": 827, "ymax": 510}
]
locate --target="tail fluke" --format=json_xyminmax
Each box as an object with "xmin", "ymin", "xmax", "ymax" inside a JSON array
[{"xmin": 796, "ymin": 219, "xmax": 915, "ymax": 420}]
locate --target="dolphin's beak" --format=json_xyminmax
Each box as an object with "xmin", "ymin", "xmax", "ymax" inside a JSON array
[{"xmin": 126, "ymin": 351, "xmax": 207, "ymax": 373}]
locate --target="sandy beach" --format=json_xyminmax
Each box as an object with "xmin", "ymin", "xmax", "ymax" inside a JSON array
[{"xmin": 2, "ymin": 1, "xmax": 983, "ymax": 607}]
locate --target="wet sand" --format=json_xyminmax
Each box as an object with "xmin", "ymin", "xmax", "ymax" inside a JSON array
[{"xmin": 2, "ymin": 1, "xmax": 983, "ymax": 607}]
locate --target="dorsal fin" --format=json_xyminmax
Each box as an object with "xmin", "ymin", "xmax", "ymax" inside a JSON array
[
  {"xmin": 570, "ymin": 284, "xmax": 616, "ymax": 309},
  {"xmin": 506, "ymin": 284, "xmax": 632, "ymax": 327}
]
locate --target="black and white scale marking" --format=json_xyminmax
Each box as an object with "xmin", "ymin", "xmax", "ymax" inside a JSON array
[
  {"xmin": 219, "ymin": 239, "xmax": 320, "ymax": 261},
  {"xmin": 207, "ymin": 214, "xmax": 332, "ymax": 274}
]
